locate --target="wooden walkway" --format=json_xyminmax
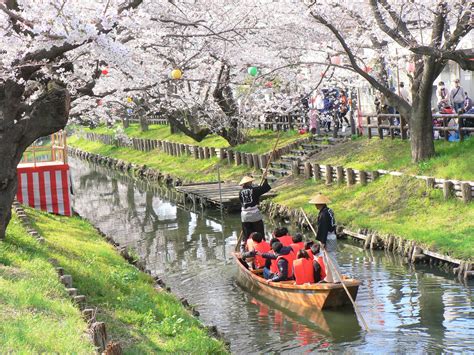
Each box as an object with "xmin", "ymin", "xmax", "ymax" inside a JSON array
[{"xmin": 176, "ymin": 182, "xmax": 276, "ymax": 212}]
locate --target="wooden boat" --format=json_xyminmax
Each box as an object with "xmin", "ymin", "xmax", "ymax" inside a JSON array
[{"xmin": 233, "ymin": 252, "xmax": 361, "ymax": 310}]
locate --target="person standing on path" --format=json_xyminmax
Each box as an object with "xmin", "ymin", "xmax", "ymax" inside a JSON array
[
  {"xmin": 450, "ymin": 79, "xmax": 466, "ymax": 113},
  {"xmin": 239, "ymin": 176, "xmax": 271, "ymax": 253},
  {"xmin": 309, "ymin": 193, "xmax": 340, "ymax": 283}
]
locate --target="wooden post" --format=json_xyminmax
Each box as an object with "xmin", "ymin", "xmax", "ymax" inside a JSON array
[
  {"xmin": 203, "ymin": 147, "xmax": 210, "ymax": 159},
  {"xmin": 372, "ymin": 170, "xmax": 380, "ymax": 181},
  {"xmin": 198, "ymin": 147, "xmax": 205, "ymax": 159},
  {"xmin": 185, "ymin": 145, "xmax": 191, "ymax": 155},
  {"xmin": 246, "ymin": 153, "xmax": 254, "ymax": 167},
  {"xmin": 325, "ymin": 165, "xmax": 333, "ymax": 185},
  {"xmin": 346, "ymin": 168, "xmax": 355, "ymax": 186},
  {"xmin": 193, "ymin": 146, "xmax": 199, "ymax": 159},
  {"xmin": 209, "ymin": 147, "xmax": 216, "ymax": 157},
  {"xmin": 313, "ymin": 163, "xmax": 321, "ymax": 180},
  {"xmin": 459, "ymin": 115, "xmax": 464, "ymax": 141},
  {"xmin": 426, "ymin": 177, "xmax": 435, "ymax": 188},
  {"xmin": 260, "ymin": 154, "xmax": 268, "ymax": 171},
  {"xmin": 180, "ymin": 144, "xmax": 186, "ymax": 155},
  {"xmin": 443, "ymin": 180, "xmax": 453, "ymax": 200},
  {"xmin": 377, "ymin": 115, "xmax": 383, "ymax": 139},
  {"xmin": 461, "ymin": 182, "xmax": 472, "ymax": 203},
  {"xmin": 227, "ymin": 150, "xmax": 235, "ymax": 164},
  {"xmin": 252, "ymin": 154, "xmax": 260, "ymax": 169},
  {"xmin": 218, "ymin": 148, "xmax": 226, "ymax": 160},
  {"xmin": 90, "ymin": 322, "xmax": 108, "ymax": 353},
  {"xmin": 359, "ymin": 170, "xmax": 367, "ymax": 186},
  {"xmin": 400, "ymin": 115, "xmax": 408, "ymax": 140},
  {"xmin": 389, "ymin": 117, "xmax": 395, "ymax": 139},
  {"xmin": 443, "ymin": 117, "xmax": 449, "ymax": 141},
  {"xmin": 336, "ymin": 166, "xmax": 344, "ymax": 184},
  {"xmin": 304, "ymin": 162, "xmax": 312, "ymax": 179},
  {"xmin": 235, "ymin": 151, "xmax": 242, "ymax": 165},
  {"xmin": 367, "ymin": 116, "xmax": 372, "ymax": 139},
  {"xmin": 292, "ymin": 161, "xmax": 300, "ymax": 176}
]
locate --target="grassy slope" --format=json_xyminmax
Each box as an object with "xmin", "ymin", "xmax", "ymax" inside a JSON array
[
  {"xmin": 25, "ymin": 208, "xmax": 227, "ymax": 353},
  {"xmin": 69, "ymin": 136, "xmax": 258, "ymax": 183},
  {"xmin": 274, "ymin": 175, "xmax": 474, "ymax": 260},
  {"xmin": 313, "ymin": 137, "xmax": 474, "ymax": 181},
  {"xmin": 0, "ymin": 215, "xmax": 94, "ymax": 353},
  {"xmin": 77, "ymin": 124, "xmax": 308, "ymax": 154}
]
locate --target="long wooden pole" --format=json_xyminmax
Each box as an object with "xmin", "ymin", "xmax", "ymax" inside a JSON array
[
  {"xmin": 300, "ymin": 208, "xmax": 370, "ymax": 332},
  {"xmin": 235, "ymin": 131, "xmax": 283, "ymax": 252}
]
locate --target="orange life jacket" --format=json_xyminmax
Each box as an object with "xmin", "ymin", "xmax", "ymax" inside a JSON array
[
  {"xmin": 276, "ymin": 251, "xmax": 296, "ymax": 279},
  {"xmin": 290, "ymin": 242, "xmax": 305, "ymax": 255},
  {"xmin": 306, "ymin": 248, "xmax": 314, "ymax": 259},
  {"xmin": 293, "ymin": 258, "xmax": 315, "ymax": 285},
  {"xmin": 253, "ymin": 241, "xmax": 271, "ymax": 269},
  {"xmin": 315, "ymin": 255, "xmax": 326, "ymax": 280},
  {"xmin": 278, "ymin": 235, "xmax": 293, "ymax": 247}
]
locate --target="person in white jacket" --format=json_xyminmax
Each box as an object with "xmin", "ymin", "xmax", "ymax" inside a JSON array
[{"xmin": 450, "ymin": 79, "xmax": 466, "ymax": 113}]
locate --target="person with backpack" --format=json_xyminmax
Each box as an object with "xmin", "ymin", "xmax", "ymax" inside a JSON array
[{"xmin": 450, "ymin": 79, "xmax": 466, "ymax": 113}]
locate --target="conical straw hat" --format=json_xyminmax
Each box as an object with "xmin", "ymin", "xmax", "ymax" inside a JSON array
[
  {"xmin": 308, "ymin": 193, "xmax": 331, "ymax": 204},
  {"xmin": 239, "ymin": 176, "xmax": 254, "ymax": 185}
]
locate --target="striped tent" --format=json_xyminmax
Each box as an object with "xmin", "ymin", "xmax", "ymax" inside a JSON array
[{"xmin": 16, "ymin": 163, "xmax": 72, "ymax": 216}]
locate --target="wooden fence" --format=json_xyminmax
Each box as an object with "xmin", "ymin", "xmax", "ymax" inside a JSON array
[
  {"xmin": 291, "ymin": 161, "xmax": 474, "ymax": 203},
  {"xmin": 83, "ymin": 132, "xmax": 312, "ymax": 171},
  {"xmin": 359, "ymin": 113, "xmax": 474, "ymax": 141}
]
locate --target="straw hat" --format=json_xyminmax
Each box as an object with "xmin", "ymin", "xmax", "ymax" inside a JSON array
[
  {"xmin": 239, "ymin": 176, "xmax": 254, "ymax": 186},
  {"xmin": 308, "ymin": 193, "xmax": 331, "ymax": 204}
]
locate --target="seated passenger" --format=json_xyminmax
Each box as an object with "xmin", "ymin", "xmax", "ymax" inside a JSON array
[
  {"xmin": 290, "ymin": 233, "xmax": 305, "ymax": 254},
  {"xmin": 293, "ymin": 250, "xmax": 315, "ymax": 285},
  {"xmin": 241, "ymin": 232, "xmax": 271, "ymax": 269},
  {"xmin": 304, "ymin": 240, "xmax": 315, "ymax": 259},
  {"xmin": 273, "ymin": 227, "xmax": 293, "ymax": 247},
  {"xmin": 260, "ymin": 242, "xmax": 296, "ymax": 282},
  {"xmin": 311, "ymin": 244, "xmax": 326, "ymax": 282}
]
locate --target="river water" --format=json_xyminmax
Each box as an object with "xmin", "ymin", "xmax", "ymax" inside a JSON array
[{"xmin": 70, "ymin": 157, "xmax": 474, "ymax": 354}]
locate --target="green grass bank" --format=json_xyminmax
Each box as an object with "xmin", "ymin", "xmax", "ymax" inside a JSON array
[
  {"xmin": 274, "ymin": 175, "xmax": 474, "ymax": 260},
  {"xmin": 69, "ymin": 135, "xmax": 257, "ymax": 183},
  {"xmin": 313, "ymin": 137, "xmax": 474, "ymax": 181},
  {"xmin": 76, "ymin": 124, "xmax": 308, "ymax": 154},
  {"xmin": 1, "ymin": 210, "xmax": 227, "ymax": 353}
]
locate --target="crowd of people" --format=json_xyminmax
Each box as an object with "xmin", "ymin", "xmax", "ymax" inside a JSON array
[{"xmin": 238, "ymin": 175, "xmax": 340, "ymax": 285}]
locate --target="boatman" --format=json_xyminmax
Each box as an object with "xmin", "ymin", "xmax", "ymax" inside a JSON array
[
  {"xmin": 309, "ymin": 193, "xmax": 340, "ymax": 283},
  {"xmin": 239, "ymin": 175, "xmax": 271, "ymax": 252}
]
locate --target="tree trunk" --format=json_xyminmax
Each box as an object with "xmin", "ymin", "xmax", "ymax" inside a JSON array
[
  {"xmin": 409, "ymin": 101, "xmax": 435, "ymax": 162},
  {"xmin": 139, "ymin": 116, "xmax": 149, "ymax": 132},
  {"xmin": 122, "ymin": 117, "xmax": 129, "ymax": 129}
]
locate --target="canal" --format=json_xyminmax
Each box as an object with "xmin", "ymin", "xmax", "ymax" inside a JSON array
[{"xmin": 70, "ymin": 157, "xmax": 474, "ymax": 354}]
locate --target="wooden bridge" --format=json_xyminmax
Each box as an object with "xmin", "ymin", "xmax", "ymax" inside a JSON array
[{"xmin": 176, "ymin": 182, "xmax": 276, "ymax": 212}]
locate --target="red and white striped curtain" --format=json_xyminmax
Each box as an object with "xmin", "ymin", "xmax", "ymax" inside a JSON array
[{"xmin": 17, "ymin": 164, "xmax": 72, "ymax": 216}]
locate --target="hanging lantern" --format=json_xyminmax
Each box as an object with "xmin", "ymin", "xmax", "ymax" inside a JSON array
[
  {"xmin": 265, "ymin": 81, "xmax": 273, "ymax": 88},
  {"xmin": 248, "ymin": 66, "xmax": 258, "ymax": 76},
  {"xmin": 171, "ymin": 69, "xmax": 183, "ymax": 80},
  {"xmin": 330, "ymin": 56, "xmax": 341, "ymax": 65},
  {"xmin": 101, "ymin": 68, "xmax": 109, "ymax": 76},
  {"xmin": 96, "ymin": 99, "xmax": 103, "ymax": 106},
  {"xmin": 406, "ymin": 62, "xmax": 415, "ymax": 73},
  {"xmin": 127, "ymin": 97, "xmax": 133, "ymax": 103},
  {"xmin": 364, "ymin": 66, "xmax": 372, "ymax": 73}
]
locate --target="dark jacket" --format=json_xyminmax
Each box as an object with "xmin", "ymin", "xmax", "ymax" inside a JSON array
[
  {"xmin": 262, "ymin": 246, "xmax": 293, "ymax": 282},
  {"xmin": 316, "ymin": 206, "xmax": 336, "ymax": 245},
  {"xmin": 239, "ymin": 180, "xmax": 271, "ymax": 209}
]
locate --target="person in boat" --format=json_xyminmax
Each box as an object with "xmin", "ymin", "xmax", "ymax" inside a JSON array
[
  {"xmin": 310, "ymin": 243, "xmax": 326, "ymax": 283},
  {"xmin": 304, "ymin": 240, "xmax": 314, "ymax": 258},
  {"xmin": 293, "ymin": 249, "xmax": 315, "ymax": 285},
  {"xmin": 290, "ymin": 233, "xmax": 305, "ymax": 255},
  {"xmin": 241, "ymin": 232, "xmax": 271, "ymax": 269},
  {"xmin": 260, "ymin": 242, "xmax": 296, "ymax": 282},
  {"xmin": 273, "ymin": 227, "xmax": 293, "ymax": 247},
  {"xmin": 239, "ymin": 176, "xmax": 271, "ymax": 252},
  {"xmin": 309, "ymin": 193, "xmax": 340, "ymax": 283}
]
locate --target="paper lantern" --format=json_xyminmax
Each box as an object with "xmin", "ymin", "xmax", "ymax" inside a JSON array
[
  {"xmin": 265, "ymin": 81, "xmax": 273, "ymax": 88},
  {"xmin": 330, "ymin": 56, "xmax": 341, "ymax": 65},
  {"xmin": 248, "ymin": 66, "xmax": 258, "ymax": 76},
  {"xmin": 171, "ymin": 69, "xmax": 182, "ymax": 80},
  {"xmin": 96, "ymin": 99, "xmax": 103, "ymax": 106},
  {"xmin": 127, "ymin": 97, "xmax": 133, "ymax": 103},
  {"xmin": 406, "ymin": 62, "xmax": 415, "ymax": 73},
  {"xmin": 101, "ymin": 69, "xmax": 109, "ymax": 75},
  {"xmin": 364, "ymin": 66, "xmax": 372, "ymax": 73}
]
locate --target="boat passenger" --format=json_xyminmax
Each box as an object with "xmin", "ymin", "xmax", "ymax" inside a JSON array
[
  {"xmin": 310, "ymin": 243, "xmax": 326, "ymax": 282},
  {"xmin": 239, "ymin": 176, "xmax": 271, "ymax": 253},
  {"xmin": 241, "ymin": 232, "xmax": 271, "ymax": 269},
  {"xmin": 304, "ymin": 240, "xmax": 315, "ymax": 259},
  {"xmin": 290, "ymin": 233, "xmax": 305, "ymax": 254},
  {"xmin": 293, "ymin": 250, "xmax": 315, "ymax": 285},
  {"xmin": 260, "ymin": 242, "xmax": 296, "ymax": 282},
  {"xmin": 273, "ymin": 227, "xmax": 293, "ymax": 247},
  {"xmin": 309, "ymin": 193, "xmax": 340, "ymax": 283}
]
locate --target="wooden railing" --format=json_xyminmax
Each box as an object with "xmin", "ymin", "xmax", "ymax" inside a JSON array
[
  {"xmin": 359, "ymin": 113, "xmax": 474, "ymax": 141},
  {"xmin": 19, "ymin": 130, "xmax": 68, "ymax": 166}
]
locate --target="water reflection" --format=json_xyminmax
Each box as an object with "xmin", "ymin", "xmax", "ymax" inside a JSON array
[{"xmin": 70, "ymin": 158, "xmax": 474, "ymax": 354}]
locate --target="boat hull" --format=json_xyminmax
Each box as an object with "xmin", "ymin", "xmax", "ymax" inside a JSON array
[{"xmin": 233, "ymin": 253, "xmax": 360, "ymax": 310}]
